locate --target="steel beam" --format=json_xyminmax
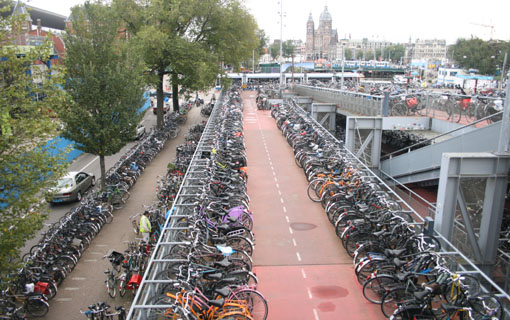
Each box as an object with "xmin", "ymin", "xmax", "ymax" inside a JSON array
[
  {"xmin": 435, "ymin": 152, "xmax": 510, "ymax": 273},
  {"xmin": 345, "ymin": 116, "xmax": 382, "ymax": 168}
]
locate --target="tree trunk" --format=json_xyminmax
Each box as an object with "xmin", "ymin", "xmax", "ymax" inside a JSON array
[
  {"xmin": 156, "ymin": 69, "xmax": 164, "ymax": 129},
  {"xmin": 99, "ymin": 155, "xmax": 106, "ymax": 191},
  {"xmin": 172, "ymin": 72, "xmax": 179, "ymax": 112}
]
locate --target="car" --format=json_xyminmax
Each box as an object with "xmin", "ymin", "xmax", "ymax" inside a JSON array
[
  {"xmin": 46, "ymin": 171, "xmax": 95, "ymax": 203},
  {"xmin": 135, "ymin": 124, "xmax": 146, "ymax": 139},
  {"xmin": 152, "ymin": 104, "xmax": 169, "ymax": 114}
]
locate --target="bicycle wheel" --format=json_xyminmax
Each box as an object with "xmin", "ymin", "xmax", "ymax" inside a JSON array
[
  {"xmin": 25, "ymin": 298, "xmax": 49, "ymax": 317},
  {"xmin": 119, "ymin": 278, "xmax": 127, "ymax": 297},
  {"xmin": 362, "ymin": 275, "xmax": 399, "ymax": 304},
  {"xmin": 231, "ymin": 289, "xmax": 268, "ymax": 320},
  {"xmin": 107, "ymin": 276, "xmax": 116, "ymax": 298},
  {"xmin": 470, "ymin": 294, "xmax": 503, "ymax": 320},
  {"xmin": 444, "ymin": 274, "xmax": 481, "ymax": 304},
  {"xmin": 306, "ymin": 179, "xmax": 323, "ymax": 202},
  {"xmin": 226, "ymin": 237, "xmax": 254, "ymax": 257},
  {"xmin": 381, "ymin": 287, "xmax": 416, "ymax": 318}
]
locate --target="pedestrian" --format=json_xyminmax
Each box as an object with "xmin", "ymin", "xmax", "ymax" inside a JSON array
[{"xmin": 139, "ymin": 211, "xmax": 151, "ymax": 243}]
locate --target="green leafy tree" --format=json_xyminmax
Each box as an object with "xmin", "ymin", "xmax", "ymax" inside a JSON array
[
  {"xmin": 269, "ymin": 41, "xmax": 280, "ymax": 60},
  {"xmin": 0, "ymin": 5, "xmax": 68, "ymax": 276},
  {"xmin": 356, "ymin": 50, "xmax": 363, "ymax": 60},
  {"xmin": 344, "ymin": 48, "xmax": 352, "ymax": 60},
  {"xmin": 114, "ymin": 0, "xmax": 258, "ymax": 122},
  {"xmin": 60, "ymin": 1, "xmax": 145, "ymax": 190},
  {"xmin": 375, "ymin": 48, "xmax": 382, "ymax": 60},
  {"xmin": 386, "ymin": 44, "xmax": 405, "ymax": 63},
  {"xmin": 451, "ymin": 38, "xmax": 510, "ymax": 75}
]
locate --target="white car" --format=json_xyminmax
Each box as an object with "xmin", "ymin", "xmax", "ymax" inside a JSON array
[{"xmin": 135, "ymin": 124, "xmax": 146, "ymax": 139}]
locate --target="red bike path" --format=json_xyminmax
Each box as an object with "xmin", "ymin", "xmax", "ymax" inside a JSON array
[{"xmin": 242, "ymin": 91, "xmax": 385, "ymax": 320}]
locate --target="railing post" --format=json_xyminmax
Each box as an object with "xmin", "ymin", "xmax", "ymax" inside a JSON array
[{"xmin": 382, "ymin": 92, "xmax": 389, "ymax": 117}]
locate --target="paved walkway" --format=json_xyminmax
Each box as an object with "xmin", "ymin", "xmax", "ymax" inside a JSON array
[{"xmin": 243, "ymin": 91, "xmax": 384, "ymax": 320}]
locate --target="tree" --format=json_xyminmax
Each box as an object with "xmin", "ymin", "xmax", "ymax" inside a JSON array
[
  {"xmin": 386, "ymin": 44, "xmax": 405, "ymax": 63},
  {"xmin": 60, "ymin": 1, "xmax": 145, "ymax": 190},
  {"xmin": 344, "ymin": 48, "xmax": 352, "ymax": 60},
  {"xmin": 356, "ymin": 50, "xmax": 363, "ymax": 60},
  {"xmin": 114, "ymin": 0, "xmax": 259, "ymax": 122},
  {"xmin": 269, "ymin": 41, "xmax": 280, "ymax": 60},
  {"xmin": 451, "ymin": 38, "xmax": 510, "ymax": 75},
  {"xmin": 0, "ymin": 4, "xmax": 68, "ymax": 276}
]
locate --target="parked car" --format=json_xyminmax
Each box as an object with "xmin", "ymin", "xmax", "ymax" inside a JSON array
[
  {"xmin": 152, "ymin": 104, "xmax": 169, "ymax": 114},
  {"xmin": 135, "ymin": 124, "xmax": 146, "ymax": 139},
  {"xmin": 46, "ymin": 171, "xmax": 95, "ymax": 203}
]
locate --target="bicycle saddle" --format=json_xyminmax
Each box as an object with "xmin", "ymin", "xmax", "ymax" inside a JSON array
[
  {"xmin": 413, "ymin": 289, "xmax": 429, "ymax": 301},
  {"xmin": 214, "ymin": 287, "xmax": 230, "ymax": 297},
  {"xmin": 213, "ymin": 258, "xmax": 231, "ymax": 268},
  {"xmin": 392, "ymin": 258, "xmax": 407, "ymax": 268},
  {"xmin": 384, "ymin": 248, "xmax": 406, "ymax": 258},
  {"xmin": 204, "ymin": 273, "xmax": 223, "ymax": 281}
]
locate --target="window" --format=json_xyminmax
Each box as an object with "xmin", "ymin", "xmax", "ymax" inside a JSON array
[{"xmin": 449, "ymin": 72, "xmax": 457, "ymax": 76}]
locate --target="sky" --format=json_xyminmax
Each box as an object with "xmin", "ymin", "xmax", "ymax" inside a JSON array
[{"xmin": 26, "ymin": 0, "xmax": 510, "ymax": 45}]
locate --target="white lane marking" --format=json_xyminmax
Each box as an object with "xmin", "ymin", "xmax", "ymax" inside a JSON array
[
  {"xmin": 270, "ymin": 162, "xmax": 273, "ymax": 166},
  {"xmin": 296, "ymin": 252, "xmax": 302, "ymax": 261},
  {"xmin": 80, "ymin": 156, "xmax": 99, "ymax": 172},
  {"xmin": 270, "ymin": 166, "xmax": 274, "ymax": 171},
  {"xmin": 292, "ymin": 238, "xmax": 297, "ymax": 246},
  {"xmin": 280, "ymin": 197, "xmax": 284, "ymax": 203},
  {"xmin": 282, "ymin": 206, "xmax": 287, "ymax": 213},
  {"xmin": 285, "ymin": 216, "xmax": 290, "ymax": 223},
  {"xmin": 313, "ymin": 309, "xmax": 320, "ymax": 320},
  {"xmin": 65, "ymin": 287, "xmax": 80, "ymax": 291},
  {"xmin": 301, "ymin": 268, "xmax": 307, "ymax": 279},
  {"xmin": 277, "ymin": 189, "xmax": 281, "ymax": 196},
  {"xmin": 55, "ymin": 298, "xmax": 72, "ymax": 302},
  {"xmin": 84, "ymin": 259, "xmax": 98, "ymax": 262},
  {"xmin": 289, "ymin": 226, "xmax": 293, "ymax": 234},
  {"xmin": 71, "ymin": 277, "xmax": 86, "ymax": 281},
  {"xmin": 307, "ymin": 288, "xmax": 313, "ymax": 299},
  {"xmin": 276, "ymin": 183, "xmax": 279, "ymax": 189},
  {"xmin": 274, "ymin": 177, "xmax": 277, "ymax": 182},
  {"xmin": 90, "ymin": 252, "xmax": 103, "ymax": 255},
  {"xmin": 95, "ymin": 244, "xmax": 108, "ymax": 247}
]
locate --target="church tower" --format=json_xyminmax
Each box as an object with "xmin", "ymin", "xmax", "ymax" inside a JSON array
[
  {"xmin": 306, "ymin": 13, "xmax": 314, "ymax": 60},
  {"xmin": 319, "ymin": 6, "xmax": 332, "ymax": 59}
]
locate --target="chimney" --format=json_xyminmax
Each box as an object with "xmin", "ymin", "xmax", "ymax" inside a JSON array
[{"xmin": 37, "ymin": 19, "xmax": 41, "ymax": 35}]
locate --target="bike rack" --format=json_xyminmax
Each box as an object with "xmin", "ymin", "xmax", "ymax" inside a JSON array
[
  {"xmin": 288, "ymin": 98, "xmax": 510, "ymax": 308},
  {"xmin": 127, "ymin": 91, "xmax": 226, "ymax": 319}
]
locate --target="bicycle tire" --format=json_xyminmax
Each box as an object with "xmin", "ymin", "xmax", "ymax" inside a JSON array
[
  {"xmin": 230, "ymin": 289, "xmax": 268, "ymax": 320},
  {"xmin": 362, "ymin": 275, "xmax": 399, "ymax": 304},
  {"xmin": 306, "ymin": 179, "xmax": 322, "ymax": 202},
  {"xmin": 470, "ymin": 294, "xmax": 503, "ymax": 320},
  {"xmin": 226, "ymin": 237, "xmax": 254, "ymax": 257},
  {"xmin": 25, "ymin": 298, "xmax": 49, "ymax": 317},
  {"xmin": 107, "ymin": 276, "xmax": 116, "ymax": 298},
  {"xmin": 119, "ymin": 279, "xmax": 126, "ymax": 297},
  {"xmin": 380, "ymin": 287, "xmax": 416, "ymax": 318},
  {"xmin": 444, "ymin": 274, "xmax": 481, "ymax": 304}
]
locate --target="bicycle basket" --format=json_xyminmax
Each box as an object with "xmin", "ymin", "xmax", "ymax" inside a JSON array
[{"xmin": 108, "ymin": 251, "xmax": 125, "ymax": 266}]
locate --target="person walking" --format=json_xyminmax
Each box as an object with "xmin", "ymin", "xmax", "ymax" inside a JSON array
[{"xmin": 139, "ymin": 211, "xmax": 152, "ymax": 243}]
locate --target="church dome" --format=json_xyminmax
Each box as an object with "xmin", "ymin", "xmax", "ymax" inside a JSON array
[{"xmin": 319, "ymin": 6, "xmax": 332, "ymax": 21}]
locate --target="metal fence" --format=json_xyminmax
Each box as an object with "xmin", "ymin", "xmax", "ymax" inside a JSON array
[
  {"xmin": 292, "ymin": 85, "xmax": 505, "ymax": 126},
  {"xmin": 293, "ymin": 84, "xmax": 384, "ymax": 116}
]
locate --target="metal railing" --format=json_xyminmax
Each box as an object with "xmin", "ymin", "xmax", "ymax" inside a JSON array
[
  {"xmin": 126, "ymin": 91, "xmax": 224, "ymax": 320},
  {"xmin": 293, "ymin": 84, "xmax": 384, "ymax": 116},
  {"xmin": 289, "ymin": 97, "xmax": 510, "ymax": 304},
  {"xmin": 381, "ymin": 110, "xmax": 504, "ymax": 161}
]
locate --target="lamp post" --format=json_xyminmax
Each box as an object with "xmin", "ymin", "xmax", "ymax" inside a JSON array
[
  {"xmin": 279, "ymin": 0, "xmax": 283, "ymax": 97},
  {"xmin": 340, "ymin": 42, "xmax": 346, "ymax": 90}
]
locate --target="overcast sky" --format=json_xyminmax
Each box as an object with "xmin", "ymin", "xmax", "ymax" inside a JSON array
[{"xmin": 26, "ymin": 0, "xmax": 510, "ymax": 45}]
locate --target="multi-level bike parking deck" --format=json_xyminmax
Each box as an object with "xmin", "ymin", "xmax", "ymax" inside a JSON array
[{"xmin": 128, "ymin": 89, "xmax": 509, "ymax": 319}]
